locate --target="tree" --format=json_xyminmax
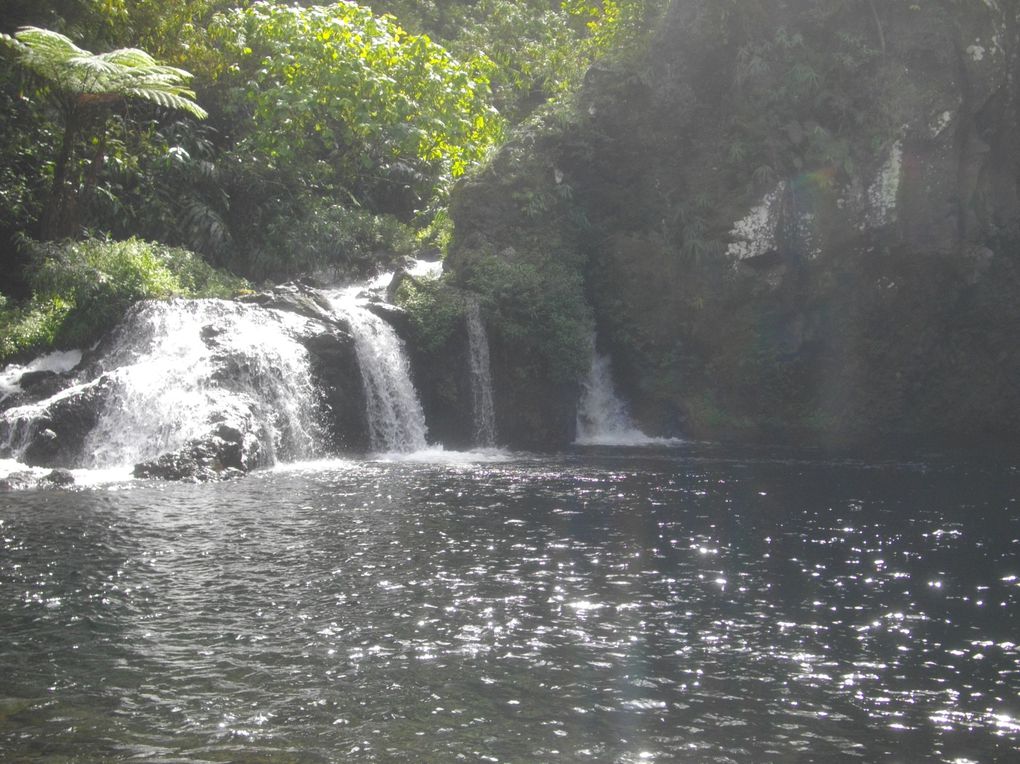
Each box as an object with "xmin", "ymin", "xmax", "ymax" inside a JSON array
[
  {"xmin": 208, "ymin": 2, "xmax": 500, "ymax": 211},
  {"xmin": 0, "ymin": 26, "xmax": 207, "ymax": 239}
]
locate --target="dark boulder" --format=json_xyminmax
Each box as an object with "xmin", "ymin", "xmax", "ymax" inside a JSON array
[
  {"xmin": 0, "ymin": 471, "xmax": 38, "ymax": 491},
  {"xmin": 1, "ymin": 369, "xmax": 79, "ymax": 414},
  {"xmin": 364, "ymin": 301, "xmax": 413, "ymax": 340},
  {"xmin": 44, "ymin": 469, "xmax": 75, "ymax": 486},
  {"xmin": 1, "ymin": 377, "xmax": 112, "ymax": 468},
  {"xmin": 0, "ymin": 468, "xmax": 76, "ymax": 491},
  {"xmin": 133, "ymin": 422, "xmax": 264, "ymax": 482},
  {"xmin": 300, "ymin": 328, "xmax": 370, "ymax": 452}
]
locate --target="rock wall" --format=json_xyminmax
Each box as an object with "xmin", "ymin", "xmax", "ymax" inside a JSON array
[{"xmin": 448, "ymin": 0, "xmax": 1020, "ymax": 447}]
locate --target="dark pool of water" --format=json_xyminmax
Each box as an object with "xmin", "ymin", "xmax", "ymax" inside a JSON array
[{"xmin": 1, "ymin": 445, "xmax": 1019, "ymax": 762}]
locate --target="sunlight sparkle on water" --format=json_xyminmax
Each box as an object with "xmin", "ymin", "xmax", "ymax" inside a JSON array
[{"xmin": 1, "ymin": 450, "xmax": 1018, "ymax": 761}]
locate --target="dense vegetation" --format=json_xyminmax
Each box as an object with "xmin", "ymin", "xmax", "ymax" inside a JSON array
[
  {"xmin": 0, "ymin": 0, "xmax": 662, "ymax": 363},
  {"xmin": 448, "ymin": 0, "xmax": 1020, "ymax": 446},
  {"xmin": 3, "ymin": 1, "xmax": 1018, "ymax": 450}
]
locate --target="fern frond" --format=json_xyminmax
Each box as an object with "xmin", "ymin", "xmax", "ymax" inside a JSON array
[{"xmin": 3, "ymin": 25, "xmax": 207, "ymax": 120}]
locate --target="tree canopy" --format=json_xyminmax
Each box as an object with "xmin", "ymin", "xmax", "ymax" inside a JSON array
[
  {"xmin": 1, "ymin": 25, "xmax": 206, "ymax": 239},
  {"xmin": 0, "ymin": 0, "xmax": 667, "ymax": 349},
  {"xmin": 1, "ymin": 26, "xmax": 206, "ymax": 119},
  {"xmin": 208, "ymin": 2, "xmax": 500, "ymax": 202}
]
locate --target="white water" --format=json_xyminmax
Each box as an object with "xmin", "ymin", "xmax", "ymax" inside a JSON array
[
  {"xmin": 371, "ymin": 447, "xmax": 511, "ymax": 464},
  {"xmin": 1, "ymin": 299, "xmax": 323, "ymax": 469},
  {"xmin": 465, "ymin": 300, "xmax": 497, "ymax": 447},
  {"xmin": 575, "ymin": 347, "xmax": 681, "ymax": 446},
  {"xmin": 0, "ymin": 257, "xmax": 505, "ymax": 483},
  {"xmin": 365, "ymin": 257, "xmax": 444, "ymax": 291},
  {"xmin": 327, "ymin": 286, "xmax": 428, "ymax": 453},
  {"xmin": 0, "ymin": 349, "xmax": 83, "ymax": 403},
  {"xmin": 0, "ymin": 458, "xmax": 134, "ymax": 487}
]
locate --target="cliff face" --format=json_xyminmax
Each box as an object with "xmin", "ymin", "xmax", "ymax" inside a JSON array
[{"xmin": 449, "ymin": 0, "xmax": 1020, "ymax": 447}]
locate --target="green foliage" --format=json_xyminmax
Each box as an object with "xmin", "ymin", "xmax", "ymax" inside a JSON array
[
  {"xmin": 0, "ymin": 25, "xmax": 206, "ymax": 239},
  {"xmin": 369, "ymin": 0, "xmax": 668, "ymax": 122},
  {"xmin": 459, "ymin": 252, "xmax": 591, "ymax": 382},
  {"xmin": 0, "ymin": 0, "xmax": 670, "ymax": 291},
  {"xmin": 208, "ymin": 2, "xmax": 500, "ymax": 199},
  {"xmin": 451, "ymin": 0, "xmax": 585, "ymax": 121},
  {"xmin": 0, "ymin": 295, "xmax": 71, "ymax": 362},
  {"xmin": 0, "ymin": 60, "xmax": 55, "ymax": 241},
  {"xmin": 395, "ymin": 275, "xmax": 465, "ymax": 355},
  {"xmin": 0, "ymin": 26, "xmax": 207, "ymax": 119},
  {"xmin": 562, "ymin": 0, "xmax": 661, "ymax": 58},
  {"xmin": 0, "ymin": 237, "xmax": 248, "ymax": 360},
  {"xmin": 718, "ymin": 4, "xmax": 889, "ymax": 192},
  {"xmin": 261, "ymin": 201, "xmax": 416, "ymax": 281}
]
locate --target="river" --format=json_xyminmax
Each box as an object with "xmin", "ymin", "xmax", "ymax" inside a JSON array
[{"xmin": 1, "ymin": 444, "xmax": 1018, "ymax": 762}]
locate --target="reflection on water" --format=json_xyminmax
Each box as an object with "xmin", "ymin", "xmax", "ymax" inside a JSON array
[{"xmin": 1, "ymin": 446, "xmax": 1019, "ymax": 761}]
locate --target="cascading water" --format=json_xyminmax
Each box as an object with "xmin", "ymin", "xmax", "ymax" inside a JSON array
[
  {"xmin": 1, "ymin": 299, "xmax": 323, "ymax": 469},
  {"xmin": 575, "ymin": 339, "xmax": 676, "ymax": 446},
  {"xmin": 465, "ymin": 300, "xmax": 496, "ymax": 447},
  {"xmin": 327, "ymin": 287, "xmax": 428, "ymax": 453},
  {"xmin": 0, "ymin": 349, "xmax": 82, "ymax": 404}
]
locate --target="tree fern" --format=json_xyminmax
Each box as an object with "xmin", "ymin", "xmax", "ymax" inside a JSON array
[
  {"xmin": 1, "ymin": 27, "xmax": 207, "ymax": 119},
  {"xmin": 0, "ymin": 26, "xmax": 206, "ymax": 238}
]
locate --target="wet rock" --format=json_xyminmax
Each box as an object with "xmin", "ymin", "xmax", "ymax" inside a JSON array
[
  {"xmin": 0, "ymin": 369, "xmax": 77, "ymax": 414},
  {"xmin": 240, "ymin": 282, "xmax": 335, "ymax": 322},
  {"xmin": 18, "ymin": 369, "xmax": 57, "ymax": 390},
  {"xmin": 364, "ymin": 301, "xmax": 412, "ymax": 339},
  {"xmin": 43, "ymin": 469, "xmax": 75, "ymax": 486},
  {"xmin": 0, "ymin": 471, "xmax": 37, "ymax": 491},
  {"xmin": 2, "ymin": 377, "xmax": 112, "ymax": 468},
  {"xmin": 301, "ymin": 329, "xmax": 369, "ymax": 452},
  {"xmin": 133, "ymin": 422, "xmax": 264, "ymax": 482}
]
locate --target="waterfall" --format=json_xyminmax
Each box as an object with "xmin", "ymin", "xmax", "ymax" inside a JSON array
[
  {"xmin": 0, "ymin": 349, "xmax": 82, "ymax": 405},
  {"xmin": 327, "ymin": 287, "xmax": 428, "ymax": 453},
  {"xmin": 576, "ymin": 342, "xmax": 672, "ymax": 446},
  {"xmin": 1, "ymin": 299, "xmax": 323, "ymax": 468},
  {"xmin": 465, "ymin": 300, "xmax": 496, "ymax": 448}
]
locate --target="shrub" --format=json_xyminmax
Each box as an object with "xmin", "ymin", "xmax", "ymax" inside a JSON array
[
  {"xmin": 262, "ymin": 203, "xmax": 417, "ymax": 282},
  {"xmin": 395, "ymin": 275, "xmax": 466, "ymax": 354},
  {"xmin": 459, "ymin": 251, "xmax": 591, "ymax": 383},
  {"xmin": 0, "ymin": 237, "xmax": 249, "ymax": 362},
  {"xmin": 0, "ymin": 295, "xmax": 71, "ymax": 362}
]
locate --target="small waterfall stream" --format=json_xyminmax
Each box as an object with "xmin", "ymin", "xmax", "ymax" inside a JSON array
[
  {"xmin": 327, "ymin": 287, "xmax": 428, "ymax": 453},
  {"xmin": 576, "ymin": 340, "xmax": 675, "ymax": 446},
  {"xmin": 465, "ymin": 300, "xmax": 496, "ymax": 447}
]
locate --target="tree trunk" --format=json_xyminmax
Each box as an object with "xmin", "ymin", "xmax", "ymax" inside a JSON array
[{"xmin": 40, "ymin": 110, "xmax": 80, "ymax": 240}]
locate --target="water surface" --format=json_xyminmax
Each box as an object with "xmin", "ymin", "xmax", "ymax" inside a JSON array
[{"xmin": 1, "ymin": 446, "xmax": 1018, "ymax": 762}]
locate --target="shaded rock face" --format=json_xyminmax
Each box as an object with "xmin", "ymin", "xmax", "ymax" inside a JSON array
[
  {"xmin": 444, "ymin": 131, "xmax": 594, "ymax": 449},
  {"xmin": 403, "ymin": 313, "xmax": 476, "ymax": 451},
  {"xmin": 449, "ymin": 0, "xmax": 1020, "ymax": 447},
  {"xmin": 301, "ymin": 329, "xmax": 370, "ymax": 452},
  {"xmin": 1, "ymin": 377, "xmax": 113, "ymax": 468},
  {"xmin": 483, "ymin": 320, "xmax": 579, "ymax": 450}
]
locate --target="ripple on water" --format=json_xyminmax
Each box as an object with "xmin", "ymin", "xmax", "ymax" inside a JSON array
[{"xmin": 0, "ymin": 449, "xmax": 1018, "ymax": 761}]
